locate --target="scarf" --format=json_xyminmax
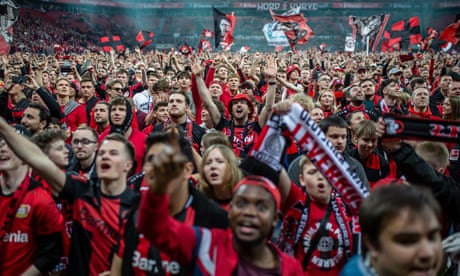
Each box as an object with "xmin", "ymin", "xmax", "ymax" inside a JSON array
[{"xmin": 383, "ymin": 114, "xmax": 460, "ymax": 143}]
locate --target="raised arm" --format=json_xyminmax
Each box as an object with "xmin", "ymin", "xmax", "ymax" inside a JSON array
[
  {"xmin": 0, "ymin": 117, "xmax": 66, "ymax": 193},
  {"xmin": 258, "ymin": 58, "xmax": 277, "ymax": 128},
  {"xmin": 137, "ymin": 131, "xmax": 197, "ymax": 264},
  {"xmin": 190, "ymin": 56, "xmax": 221, "ymax": 127}
]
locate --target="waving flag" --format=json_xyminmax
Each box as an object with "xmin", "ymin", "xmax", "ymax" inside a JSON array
[
  {"xmin": 263, "ymin": 22, "xmax": 290, "ymax": 47},
  {"xmin": 201, "ymin": 29, "xmax": 214, "ymax": 38},
  {"xmin": 382, "ymin": 16, "xmax": 421, "ymax": 51},
  {"xmin": 269, "ymin": 7, "xmax": 313, "ymax": 50},
  {"xmin": 439, "ymin": 20, "xmax": 460, "ymax": 45},
  {"xmin": 136, "ymin": 30, "xmax": 154, "ymax": 50},
  {"xmin": 0, "ymin": 0, "xmax": 18, "ymax": 55},
  {"xmin": 214, "ymin": 7, "xmax": 235, "ymax": 50},
  {"xmin": 198, "ymin": 39, "xmax": 211, "ymax": 53},
  {"xmin": 349, "ymin": 14, "xmax": 390, "ymax": 52},
  {"xmin": 100, "ymin": 35, "xmax": 125, "ymax": 53}
]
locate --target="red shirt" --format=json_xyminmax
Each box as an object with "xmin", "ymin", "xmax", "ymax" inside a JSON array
[
  {"xmin": 61, "ymin": 103, "xmax": 87, "ymax": 132},
  {"xmin": 0, "ymin": 177, "xmax": 64, "ymax": 275},
  {"xmin": 99, "ymin": 127, "xmax": 147, "ymax": 173}
]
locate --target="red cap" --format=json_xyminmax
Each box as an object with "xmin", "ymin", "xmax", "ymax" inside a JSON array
[
  {"xmin": 286, "ymin": 65, "xmax": 301, "ymax": 77},
  {"xmin": 233, "ymin": 175, "xmax": 281, "ymax": 210},
  {"xmin": 228, "ymin": 94, "xmax": 255, "ymax": 117}
]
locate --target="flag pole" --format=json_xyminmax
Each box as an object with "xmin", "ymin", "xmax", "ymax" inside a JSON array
[{"xmin": 366, "ymin": 36, "xmax": 370, "ymax": 56}]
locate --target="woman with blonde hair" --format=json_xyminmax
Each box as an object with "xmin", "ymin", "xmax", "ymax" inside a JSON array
[
  {"xmin": 199, "ymin": 144, "xmax": 243, "ymax": 209},
  {"xmin": 316, "ymin": 89, "xmax": 338, "ymax": 118}
]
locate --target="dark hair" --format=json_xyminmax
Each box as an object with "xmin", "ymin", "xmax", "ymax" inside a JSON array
[
  {"xmin": 319, "ymin": 115, "xmax": 349, "ymax": 134},
  {"xmin": 145, "ymin": 130, "xmax": 196, "ymax": 171},
  {"xmin": 409, "ymin": 77, "xmax": 427, "ymax": 92},
  {"xmin": 103, "ymin": 133, "xmax": 136, "ymax": 176},
  {"xmin": 169, "ymin": 91, "xmax": 190, "ymax": 106},
  {"xmin": 27, "ymin": 102, "xmax": 51, "ymax": 127},
  {"xmin": 360, "ymin": 185, "xmax": 441, "ymax": 250},
  {"xmin": 153, "ymin": 101, "xmax": 168, "ymax": 111},
  {"xmin": 380, "ymin": 78, "xmax": 398, "ymax": 91},
  {"xmin": 80, "ymin": 78, "xmax": 94, "ymax": 86}
]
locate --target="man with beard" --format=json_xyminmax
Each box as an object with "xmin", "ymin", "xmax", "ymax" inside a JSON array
[
  {"xmin": 374, "ymin": 79, "xmax": 408, "ymax": 117},
  {"xmin": 153, "ymin": 91, "xmax": 205, "ymax": 152},
  {"xmin": 191, "ymin": 57, "xmax": 277, "ymax": 158},
  {"xmin": 99, "ymin": 96, "xmax": 146, "ymax": 174},
  {"xmin": 359, "ymin": 78, "xmax": 379, "ymax": 111},
  {"xmin": 137, "ymin": 132, "xmax": 303, "ymax": 275},
  {"xmin": 21, "ymin": 103, "xmax": 51, "ymax": 135},
  {"xmin": 68, "ymin": 126, "xmax": 98, "ymax": 179},
  {"xmin": 337, "ymin": 84, "xmax": 377, "ymax": 121}
]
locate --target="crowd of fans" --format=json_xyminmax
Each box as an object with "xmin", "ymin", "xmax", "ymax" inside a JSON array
[{"xmin": 1, "ymin": 5, "xmax": 460, "ymax": 276}]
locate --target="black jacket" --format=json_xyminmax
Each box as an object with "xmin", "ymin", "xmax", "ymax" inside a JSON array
[{"xmin": 392, "ymin": 143, "xmax": 460, "ymax": 230}]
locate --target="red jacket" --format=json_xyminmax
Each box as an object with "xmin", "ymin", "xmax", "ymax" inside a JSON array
[{"xmin": 138, "ymin": 192, "xmax": 303, "ymax": 276}]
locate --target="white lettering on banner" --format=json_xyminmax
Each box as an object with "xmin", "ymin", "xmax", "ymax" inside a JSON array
[
  {"xmin": 281, "ymin": 103, "xmax": 369, "ymax": 213},
  {"xmin": 257, "ymin": 2, "xmax": 281, "ymax": 10},
  {"xmin": 289, "ymin": 3, "xmax": 318, "ymax": 10},
  {"xmin": 3, "ymin": 231, "xmax": 29, "ymax": 243}
]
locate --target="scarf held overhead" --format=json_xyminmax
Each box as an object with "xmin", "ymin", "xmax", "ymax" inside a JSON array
[{"xmin": 248, "ymin": 103, "xmax": 369, "ymax": 213}]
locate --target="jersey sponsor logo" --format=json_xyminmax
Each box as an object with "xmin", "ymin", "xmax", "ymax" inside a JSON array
[
  {"xmin": 132, "ymin": 250, "xmax": 181, "ymax": 274},
  {"xmin": 79, "ymin": 207, "xmax": 119, "ymax": 240},
  {"xmin": 132, "ymin": 250, "xmax": 161, "ymax": 273},
  {"xmin": 16, "ymin": 204, "xmax": 31, "ymax": 218},
  {"xmin": 3, "ymin": 230, "xmax": 29, "ymax": 243}
]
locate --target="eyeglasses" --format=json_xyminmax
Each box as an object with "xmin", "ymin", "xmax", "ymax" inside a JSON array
[
  {"xmin": 112, "ymin": 87, "xmax": 123, "ymax": 92},
  {"xmin": 71, "ymin": 138, "xmax": 97, "ymax": 146}
]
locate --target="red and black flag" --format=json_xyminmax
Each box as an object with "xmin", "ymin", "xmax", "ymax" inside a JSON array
[
  {"xmin": 425, "ymin": 16, "xmax": 460, "ymax": 52},
  {"xmin": 178, "ymin": 44, "xmax": 193, "ymax": 56},
  {"xmin": 100, "ymin": 35, "xmax": 125, "ymax": 53},
  {"xmin": 198, "ymin": 39, "xmax": 211, "ymax": 53},
  {"xmin": 201, "ymin": 29, "xmax": 214, "ymax": 38},
  {"xmin": 349, "ymin": 14, "xmax": 390, "ymax": 52},
  {"xmin": 213, "ymin": 7, "xmax": 235, "ymax": 50},
  {"xmin": 269, "ymin": 7, "xmax": 314, "ymax": 51},
  {"xmin": 438, "ymin": 20, "xmax": 460, "ymax": 45},
  {"xmin": 382, "ymin": 16, "xmax": 421, "ymax": 51},
  {"xmin": 136, "ymin": 30, "xmax": 154, "ymax": 50}
]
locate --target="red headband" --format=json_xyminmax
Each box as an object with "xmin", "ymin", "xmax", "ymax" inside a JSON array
[{"xmin": 233, "ymin": 175, "xmax": 281, "ymax": 210}]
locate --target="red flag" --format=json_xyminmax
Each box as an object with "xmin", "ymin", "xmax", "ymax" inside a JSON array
[
  {"xmin": 382, "ymin": 16, "xmax": 421, "ymax": 51},
  {"xmin": 439, "ymin": 20, "xmax": 460, "ymax": 44},
  {"xmin": 269, "ymin": 8, "xmax": 313, "ymax": 50},
  {"xmin": 201, "ymin": 29, "xmax": 214, "ymax": 38},
  {"xmin": 214, "ymin": 7, "xmax": 235, "ymax": 50},
  {"xmin": 198, "ymin": 39, "xmax": 211, "ymax": 53},
  {"xmin": 100, "ymin": 35, "xmax": 125, "ymax": 53},
  {"xmin": 179, "ymin": 44, "xmax": 193, "ymax": 56},
  {"xmin": 136, "ymin": 30, "xmax": 154, "ymax": 49}
]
